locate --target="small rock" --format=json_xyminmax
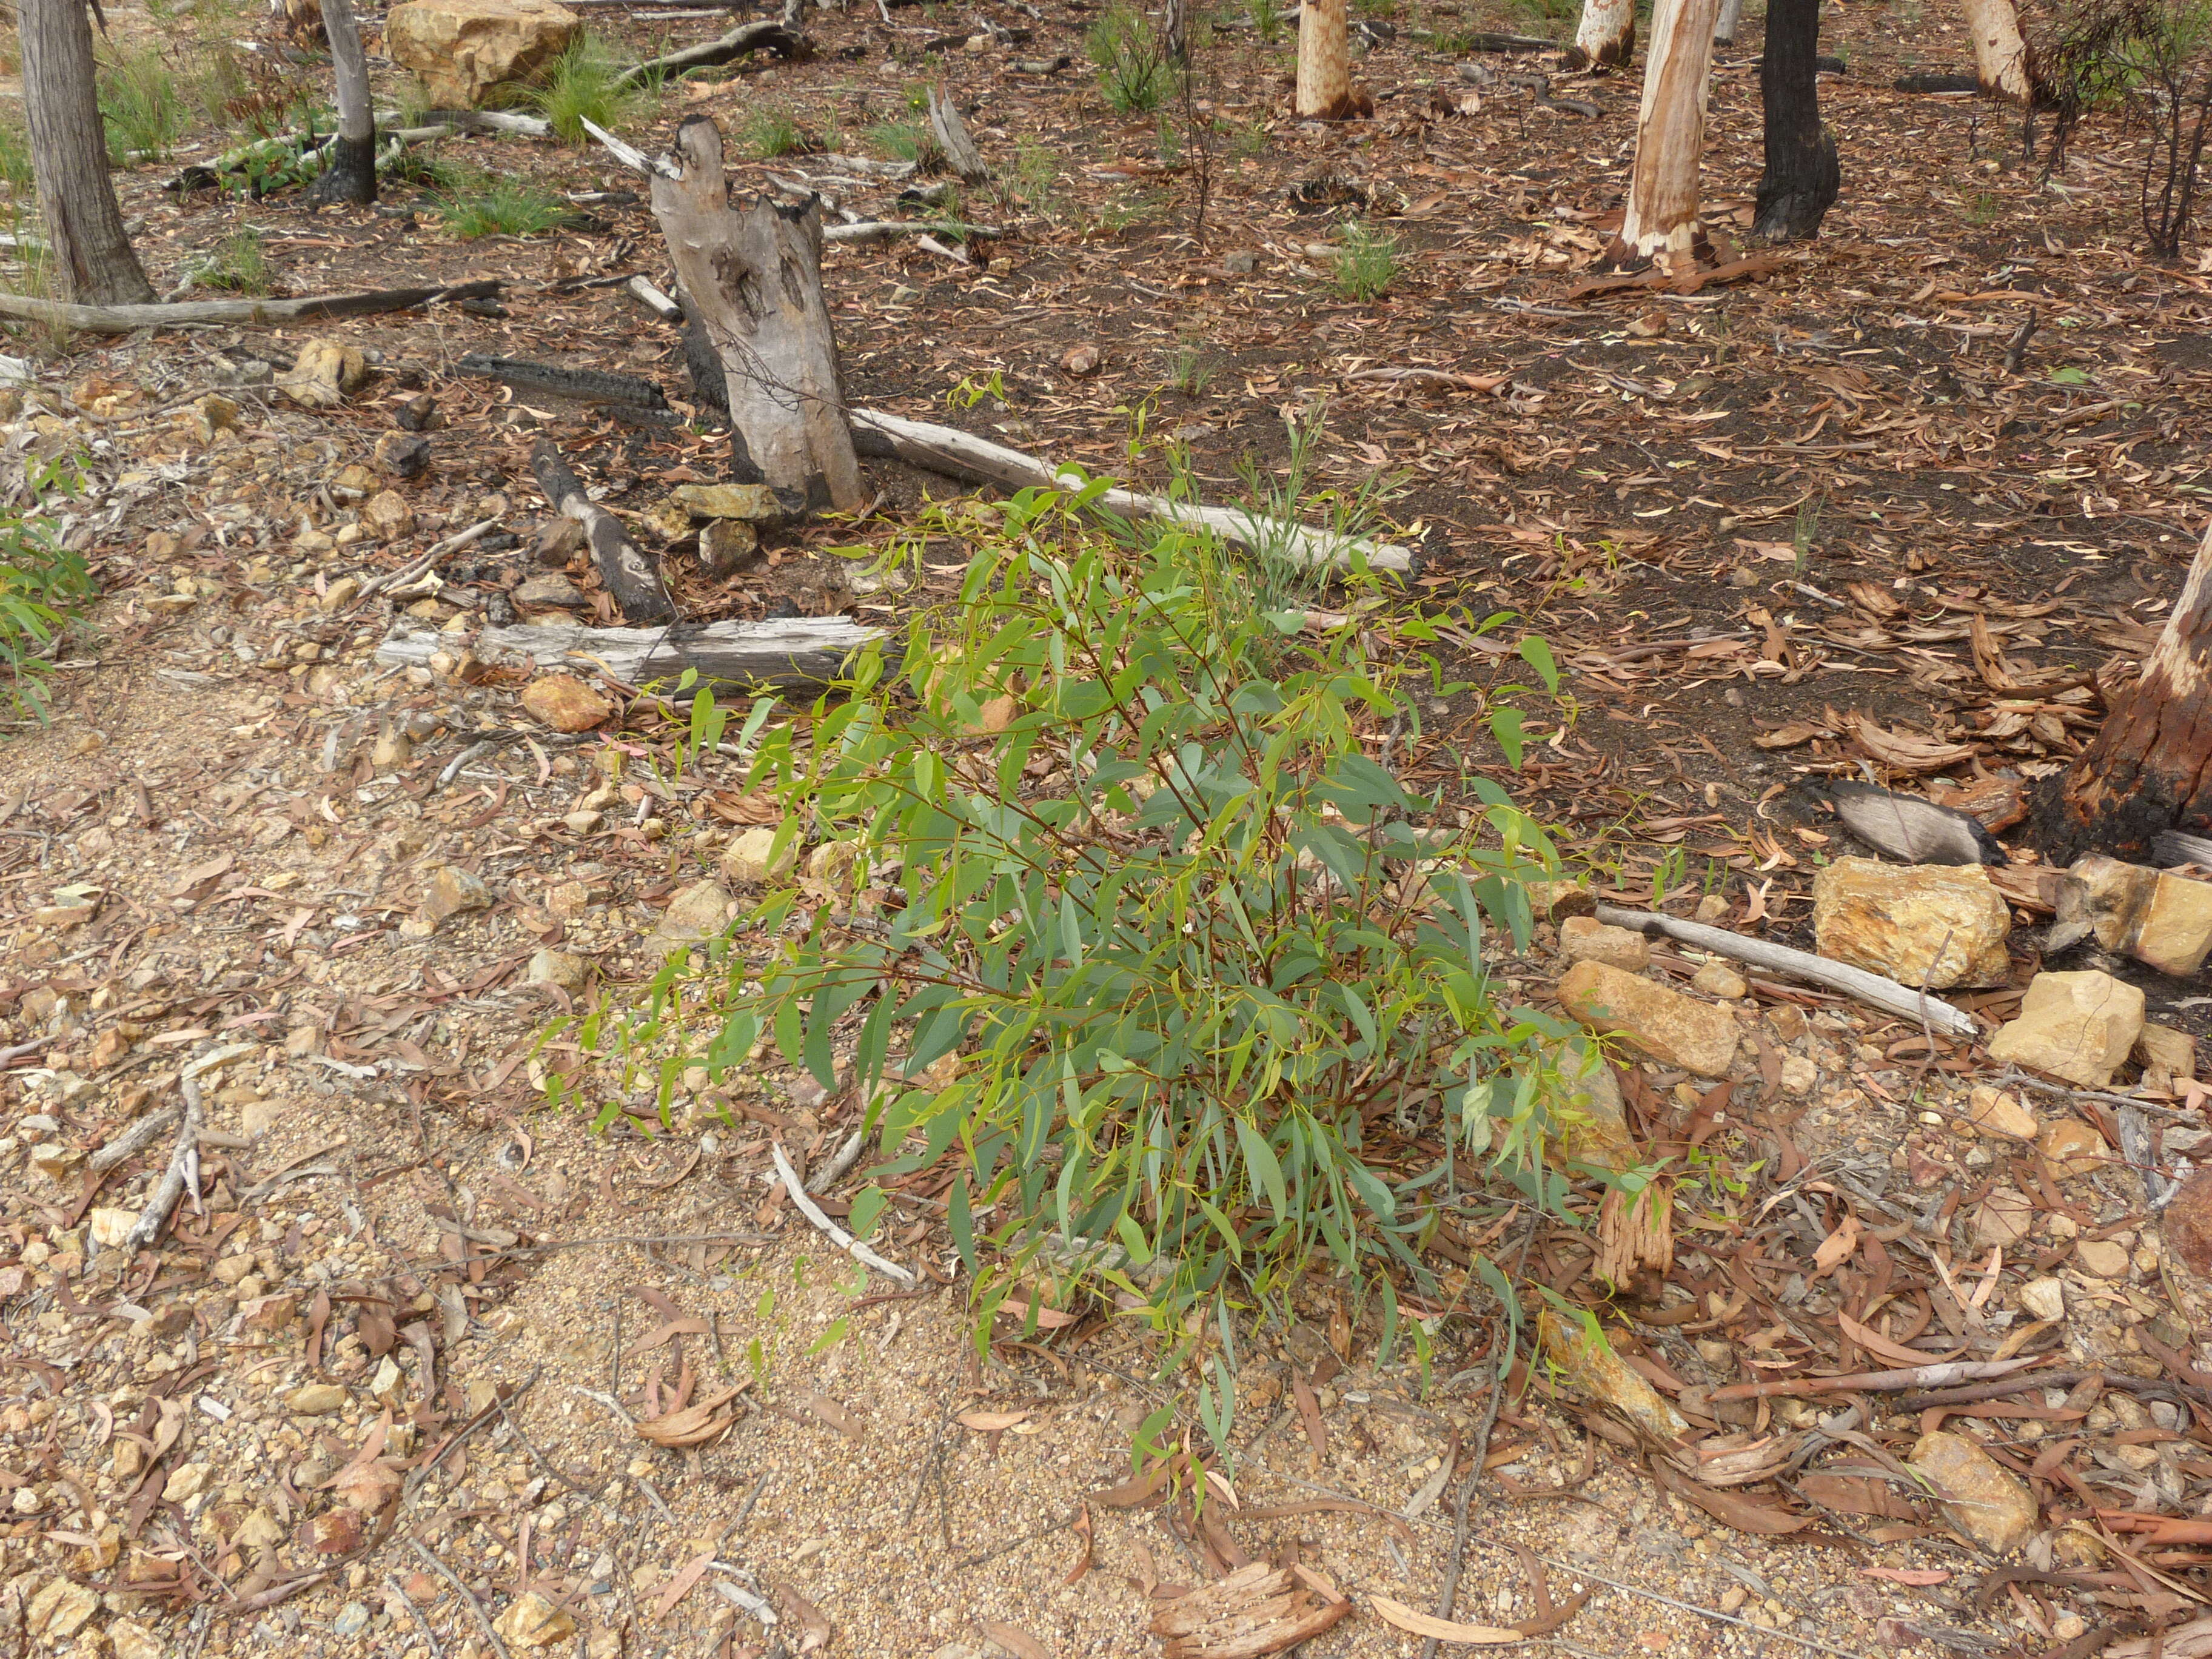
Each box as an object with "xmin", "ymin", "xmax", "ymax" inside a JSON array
[
  {"xmin": 25, "ymin": 1578, "xmax": 99, "ymax": 1644},
  {"xmin": 192, "ymin": 392, "xmax": 240, "ymax": 442},
  {"xmin": 395, "ymin": 392, "xmax": 443, "ymax": 432},
  {"xmin": 361, "ymin": 490, "xmax": 417, "ymax": 542},
  {"xmin": 1779, "ymin": 1054, "xmax": 1818, "ymax": 1096},
  {"xmin": 1694, "ymin": 893, "xmax": 1730, "ymax": 922},
  {"xmin": 1769, "ymin": 1004, "xmax": 1806, "ymax": 1042},
  {"xmin": 1526, "ymin": 879, "xmax": 1596, "ymax": 921},
  {"xmin": 2162, "ymin": 1168, "xmax": 2212, "ymax": 1278},
  {"xmin": 241, "ymin": 1293, "xmax": 299, "ymax": 1332},
  {"xmin": 561, "ymin": 809, "xmax": 604, "ymax": 834},
  {"xmin": 1224, "ymin": 249, "xmax": 1259, "ymax": 273},
  {"xmin": 319, "ymin": 575, "xmax": 362, "ymax": 612},
  {"xmin": 527, "ymin": 948, "xmax": 586, "ymax": 990},
  {"xmin": 1986, "ymin": 970, "xmax": 2145, "ymax": 1088},
  {"xmin": 533, "ymin": 517, "xmax": 586, "ymax": 566},
  {"xmin": 374, "ymin": 431, "xmax": 433, "ymax": 480},
  {"xmin": 699, "ymin": 516, "xmax": 762, "ymax": 577},
  {"xmin": 1536, "ymin": 1036, "xmax": 1635, "ymax": 1172},
  {"xmin": 2076, "ymin": 1238, "xmax": 2131, "ymax": 1278},
  {"xmin": 279, "ymin": 338, "xmax": 370, "ymax": 409},
  {"xmin": 493, "ymin": 1590, "xmax": 578, "ymax": 1648},
  {"xmin": 807, "ymin": 839, "xmax": 859, "ymax": 885},
  {"xmin": 1059, "ymin": 343, "xmax": 1102, "ymax": 376},
  {"xmin": 385, "ymin": 0, "xmax": 583, "ymax": 109},
  {"xmin": 1556, "ymin": 960, "xmax": 1739, "ymax": 1079},
  {"xmin": 1971, "ymin": 1188, "xmax": 2034, "ymax": 1250},
  {"xmin": 1559, "ymin": 916, "xmax": 1651, "ymax": 971},
  {"xmin": 2018, "ymin": 1277, "xmax": 2067, "ymax": 1322},
  {"xmin": 2052, "ymin": 854, "xmax": 2212, "ymax": 978},
  {"xmin": 87, "ymin": 1207, "xmax": 138, "ymax": 1250},
  {"xmin": 1909, "ymin": 1430, "xmax": 2038, "ymax": 1553},
  {"xmin": 2138, "ymin": 1022, "xmax": 2197, "ymax": 1091},
  {"xmin": 655, "ymin": 879, "xmax": 733, "ymax": 943},
  {"xmin": 1690, "ymin": 960, "xmax": 1748, "ymax": 1000},
  {"xmin": 513, "ymin": 572, "xmax": 583, "ymax": 610},
  {"xmin": 2039, "ymin": 1117, "xmax": 2106, "ymax": 1179},
  {"xmin": 109, "ymin": 1619, "xmax": 164, "ymax": 1659},
  {"xmin": 1810, "ymin": 857, "xmax": 2012, "ymax": 989},
  {"xmin": 163, "ymin": 1462, "xmax": 212, "ymax": 1502},
  {"xmin": 520, "ymin": 673, "xmax": 612, "ymax": 732},
  {"xmin": 720, "ymin": 827, "xmax": 794, "ymax": 885},
  {"xmin": 287, "ymin": 1383, "xmax": 349, "ymax": 1415},
  {"xmin": 332, "ymin": 1603, "xmax": 371, "ymax": 1638},
  {"xmin": 421, "ymin": 865, "xmax": 493, "ymax": 925},
  {"xmin": 673, "ymin": 482, "xmax": 798, "ymax": 526},
  {"xmin": 371, "ymin": 729, "xmax": 413, "ymax": 770},
  {"xmin": 1963, "ymin": 1084, "xmax": 2037, "ymax": 1141},
  {"xmin": 330, "ymin": 462, "xmax": 380, "ymax": 501}
]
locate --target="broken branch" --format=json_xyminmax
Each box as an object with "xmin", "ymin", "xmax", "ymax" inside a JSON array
[
  {"xmin": 770, "ymin": 1141, "xmax": 916, "ymax": 1285},
  {"xmin": 0, "ymin": 281, "xmax": 504, "ymax": 334}
]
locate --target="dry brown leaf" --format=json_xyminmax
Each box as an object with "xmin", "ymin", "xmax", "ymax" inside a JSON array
[
  {"xmin": 1812, "ymin": 1213, "xmax": 1860, "ymax": 1276},
  {"xmin": 979, "ymin": 1620, "xmax": 1051, "ymax": 1659},
  {"xmin": 651, "ymin": 1551, "xmax": 716, "ymax": 1624},
  {"xmin": 802, "ymin": 1390, "xmax": 862, "ymax": 1437},
  {"xmin": 1798, "ymin": 1471, "xmax": 1919, "ymax": 1520},
  {"xmin": 957, "ymin": 1411, "xmax": 1030, "ymax": 1432},
  {"xmin": 634, "ymin": 1383, "xmax": 746, "ymax": 1448},
  {"xmin": 1835, "ymin": 1310, "xmax": 1964, "ymax": 1369},
  {"xmin": 1751, "ymin": 722, "xmax": 1833, "ymax": 750},
  {"xmin": 1847, "ymin": 717, "xmax": 1979, "ymax": 774},
  {"xmin": 1647, "ymin": 1457, "xmax": 1814, "ymax": 1535},
  {"xmin": 779, "ymin": 1583, "xmax": 834, "ymax": 1654},
  {"xmin": 1367, "ymin": 1594, "xmax": 1523, "ymax": 1644}
]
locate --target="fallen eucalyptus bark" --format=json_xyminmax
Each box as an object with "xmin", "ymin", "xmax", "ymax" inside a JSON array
[
  {"xmin": 822, "ymin": 218, "xmax": 1005, "ymax": 244},
  {"xmin": 850, "ymin": 407, "xmax": 1415, "ymax": 574},
  {"xmin": 124, "ymin": 1045, "xmax": 253, "ymax": 1249},
  {"xmin": 460, "ymin": 354, "xmax": 675, "ymax": 419},
  {"xmin": 374, "ymin": 616, "xmax": 890, "ymax": 691},
  {"xmin": 771, "ymin": 1142, "xmax": 916, "ymax": 1284},
  {"xmin": 0, "ymin": 280, "xmax": 504, "ymax": 333},
  {"xmin": 1592, "ymin": 903, "xmax": 1979, "ymax": 1037},
  {"xmin": 1708, "ymin": 1356, "xmax": 2044, "ymax": 1401}
]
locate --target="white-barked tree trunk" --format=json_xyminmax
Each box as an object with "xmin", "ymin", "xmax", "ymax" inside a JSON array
[
  {"xmin": 1962, "ymin": 0, "xmax": 2033, "ymax": 100},
  {"xmin": 1611, "ymin": 0, "xmax": 1722, "ymax": 269},
  {"xmin": 1295, "ymin": 0, "xmax": 1355, "ymax": 118},
  {"xmin": 1572, "ymin": 0, "xmax": 1635, "ymax": 69}
]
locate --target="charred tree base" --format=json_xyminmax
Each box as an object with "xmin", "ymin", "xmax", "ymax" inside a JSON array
[
  {"xmin": 307, "ymin": 135, "xmax": 377, "ymax": 207},
  {"xmin": 1754, "ymin": 134, "xmax": 1839, "ymax": 238}
]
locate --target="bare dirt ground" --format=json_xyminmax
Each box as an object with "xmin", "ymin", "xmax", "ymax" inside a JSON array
[{"xmin": 4, "ymin": 0, "xmax": 2212, "ymax": 1654}]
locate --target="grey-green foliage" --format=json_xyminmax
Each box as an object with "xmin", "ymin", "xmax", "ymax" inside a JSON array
[
  {"xmin": 0, "ymin": 458, "xmax": 93, "ymax": 724},
  {"xmin": 1088, "ymin": 4, "xmax": 1179, "ymax": 112},
  {"xmin": 573, "ymin": 478, "xmax": 1581, "ymax": 1347}
]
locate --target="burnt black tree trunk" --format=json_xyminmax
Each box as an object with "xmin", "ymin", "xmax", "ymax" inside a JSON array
[
  {"xmin": 307, "ymin": 0, "xmax": 376, "ymax": 205},
  {"xmin": 1754, "ymin": 0, "xmax": 1839, "ymax": 239},
  {"xmin": 22, "ymin": 0, "xmax": 153, "ymax": 303}
]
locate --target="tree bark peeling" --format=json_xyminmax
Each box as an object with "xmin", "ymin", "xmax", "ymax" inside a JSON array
[
  {"xmin": 1295, "ymin": 0, "xmax": 1356, "ymax": 118},
  {"xmin": 1610, "ymin": 0, "xmax": 1722, "ymax": 268},
  {"xmin": 1572, "ymin": 0, "xmax": 1635, "ymax": 70}
]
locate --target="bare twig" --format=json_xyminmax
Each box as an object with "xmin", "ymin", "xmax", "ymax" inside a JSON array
[
  {"xmin": 771, "ymin": 1141, "xmax": 916, "ymax": 1284},
  {"xmin": 124, "ymin": 1046, "xmax": 250, "ymax": 1249},
  {"xmin": 407, "ymin": 1537, "xmax": 513, "ymax": 1659},
  {"xmin": 87, "ymin": 1102, "xmax": 183, "ymax": 1174},
  {"xmin": 385, "ymin": 1577, "xmax": 446, "ymax": 1659}
]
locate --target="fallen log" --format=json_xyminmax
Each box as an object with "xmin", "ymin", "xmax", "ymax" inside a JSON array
[
  {"xmin": 822, "ymin": 218, "xmax": 1006, "ymax": 243},
  {"xmin": 528, "ymin": 440, "xmax": 675, "ymax": 625},
  {"xmin": 927, "ymin": 84, "xmax": 990, "ymax": 182},
  {"xmin": 374, "ymin": 616, "xmax": 888, "ymax": 691},
  {"xmin": 615, "ymin": 4, "xmax": 808, "ymax": 87},
  {"xmin": 0, "ymin": 280, "xmax": 504, "ymax": 334},
  {"xmin": 849, "ymin": 406, "xmax": 1414, "ymax": 574},
  {"xmin": 1592, "ymin": 903, "xmax": 1980, "ymax": 1037},
  {"xmin": 458, "ymin": 354, "xmax": 675, "ymax": 419},
  {"xmin": 414, "ymin": 107, "xmax": 554, "ymax": 138}
]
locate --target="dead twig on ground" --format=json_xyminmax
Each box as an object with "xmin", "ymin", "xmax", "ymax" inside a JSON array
[
  {"xmin": 407, "ymin": 1537, "xmax": 514, "ymax": 1659},
  {"xmin": 771, "ymin": 1141, "xmax": 917, "ymax": 1284}
]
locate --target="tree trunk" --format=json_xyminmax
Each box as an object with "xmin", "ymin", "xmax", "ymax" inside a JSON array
[
  {"xmin": 21, "ymin": 0, "xmax": 153, "ymax": 304},
  {"xmin": 1610, "ymin": 0, "xmax": 1721, "ymax": 269},
  {"xmin": 1714, "ymin": 0, "xmax": 1743, "ymax": 45},
  {"xmin": 1754, "ymin": 0, "xmax": 1839, "ymax": 238},
  {"xmin": 1295, "ymin": 0, "xmax": 1355, "ymax": 118},
  {"xmin": 2060, "ymin": 520, "xmax": 2212, "ymax": 859},
  {"xmin": 1962, "ymin": 0, "xmax": 2033, "ymax": 101},
  {"xmin": 1572, "ymin": 0, "xmax": 1634, "ymax": 69},
  {"xmin": 307, "ymin": 0, "xmax": 376, "ymax": 206},
  {"xmin": 649, "ymin": 115, "xmax": 865, "ymax": 512}
]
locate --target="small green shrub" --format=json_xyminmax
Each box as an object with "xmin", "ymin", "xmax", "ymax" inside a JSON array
[
  {"xmin": 99, "ymin": 45, "xmax": 189, "ymax": 164},
  {"xmin": 742, "ymin": 106, "xmax": 806, "ymax": 158},
  {"xmin": 532, "ymin": 34, "xmax": 652, "ymax": 144},
  {"xmin": 1088, "ymin": 4, "xmax": 1179, "ymax": 113},
  {"xmin": 384, "ymin": 144, "xmax": 461, "ymax": 190},
  {"xmin": 0, "ymin": 460, "xmax": 94, "ymax": 724},
  {"xmin": 868, "ymin": 120, "xmax": 934, "ymax": 163},
  {"xmin": 184, "ymin": 228, "xmax": 270, "ymax": 293},
  {"xmin": 575, "ymin": 485, "xmax": 1569, "ymax": 1336},
  {"xmin": 1164, "ymin": 340, "xmax": 1213, "ymax": 397},
  {"xmin": 1330, "ymin": 220, "xmax": 1399, "ymax": 300},
  {"xmin": 1003, "ymin": 137, "xmax": 1059, "ymax": 216},
  {"xmin": 1252, "ymin": 0, "xmax": 1288, "ymax": 42},
  {"xmin": 435, "ymin": 173, "xmax": 568, "ymax": 238}
]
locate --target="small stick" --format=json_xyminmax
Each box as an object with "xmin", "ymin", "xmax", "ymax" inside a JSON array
[
  {"xmin": 624, "ymin": 275, "xmax": 684, "ymax": 322},
  {"xmin": 436, "ymin": 739, "xmax": 498, "ymax": 793},
  {"xmin": 2003, "ymin": 314, "xmax": 2039, "ymax": 374},
  {"xmin": 770, "ymin": 1142, "xmax": 917, "ymax": 1285},
  {"xmin": 385, "ymin": 1576, "xmax": 446, "ymax": 1659},
  {"xmin": 123, "ymin": 1046, "xmax": 250, "ymax": 1250},
  {"xmin": 1594, "ymin": 904, "xmax": 1979, "ymax": 1037},
  {"xmin": 407, "ymin": 1538, "xmax": 513, "ymax": 1659},
  {"xmin": 804, "ymin": 1128, "xmax": 867, "ymax": 1195},
  {"xmin": 1709, "ymin": 1355, "xmax": 2049, "ymax": 1402},
  {"xmin": 88, "ymin": 1102, "xmax": 183, "ymax": 1174}
]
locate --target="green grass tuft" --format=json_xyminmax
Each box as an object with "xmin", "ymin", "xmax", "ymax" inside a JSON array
[
  {"xmin": 99, "ymin": 44, "xmax": 189, "ymax": 165},
  {"xmin": 1087, "ymin": 4, "xmax": 1179, "ymax": 113},
  {"xmin": 435, "ymin": 173, "xmax": 568, "ymax": 238},
  {"xmin": 186, "ymin": 228, "xmax": 271, "ymax": 294},
  {"xmin": 1330, "ymin": 220, "xmax": 1399, "ymax": 301},
  {"xmin": 741, "ymin": 106, "xmax": 806, "ymax": 158},
  {"xmin": 532, "ymin": 35, "xmax": 654, "ymax": 145}
]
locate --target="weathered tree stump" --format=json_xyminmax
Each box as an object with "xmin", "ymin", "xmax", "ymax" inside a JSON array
[
  {"xmin": 1754, "ymin": 0, "xmax": 1839, "ymax": 239},
  {"xmin": 2060, "ymin": 520, "xmax": 2212, "ymax": 859},
  {"xmin": 649, "ymin": 115, "xmax": 865, "ymax": 512}
]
